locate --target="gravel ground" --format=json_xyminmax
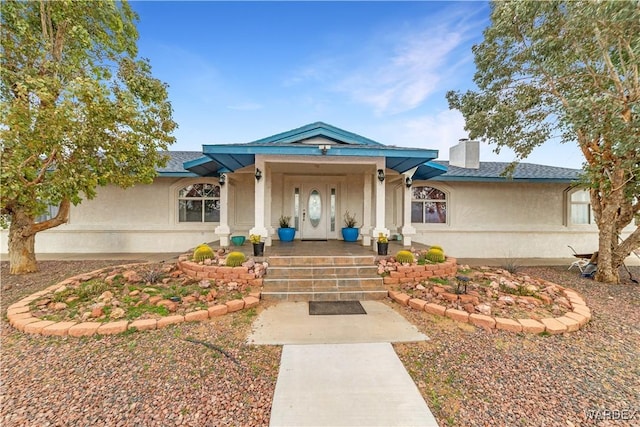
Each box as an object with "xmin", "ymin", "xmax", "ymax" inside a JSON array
[
  {"xmin": 1, "ymin": 261, "xmax": 281, "ymax": 427},
  {"xmin": 2, "ymin": 261, "xmax": 639, "ymax": 426},
  {"xmin": 394, "ymin": 265, "xmax": 640, "ymax": 427}
]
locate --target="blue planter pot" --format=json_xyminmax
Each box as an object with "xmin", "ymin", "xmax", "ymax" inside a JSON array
[
  {"xmin": 341, "ymin": 227, "xmax": 359, "ymax": 242},
  {"xmin": 277, "ymin": 227, "xmax": 296, "ymax": 242},
  {"xmin": 230, "ymin": 235, "xmax": 246, "ymax": 246}
]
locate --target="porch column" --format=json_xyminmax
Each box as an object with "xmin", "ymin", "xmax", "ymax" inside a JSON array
[
  {"xmin": 214, "ymin": 173, "xmax": 230, "ymax": 247},
  {"xmin": 371, "ymin": 160, "xmax": 389, "ymax": 250},
  {"xmin": 361, "ymin": 173, "xmax": 372, "ymax": 246},
  {"xmin": 401, "ymin": 171, "xmax": 416, "ymax": 246},
  {"xmin": 249, "ymin": 158, "xmax": 269, "ymax": 243}
]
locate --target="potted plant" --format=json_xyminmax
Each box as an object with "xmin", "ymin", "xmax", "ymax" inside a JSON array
[
  {"xmin": 377, "ymin": 233, "xmax": 389, "ymax": 255},
  {"xmin": 277, "ymin": 215, "xmax": 295, "ymax": 242},
  {"xmin": 250, "ymin": 234, "xmax": 265, "ymax": 256},
  {"xmin": 341, "ymin": 210, "xmax": 359, "ymax": 242}
]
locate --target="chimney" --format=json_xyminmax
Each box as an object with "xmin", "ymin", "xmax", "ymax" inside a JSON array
[{"xmin": 449, "ymin": 139, "xmax": 479, "ymax": 169}]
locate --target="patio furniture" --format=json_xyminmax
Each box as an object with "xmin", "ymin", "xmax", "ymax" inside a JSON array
[{"xmin": 568, "ymin": 245, "xmax": 591, "ymax": 272}]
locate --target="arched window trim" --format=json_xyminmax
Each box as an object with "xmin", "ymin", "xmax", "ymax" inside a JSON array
[
  {"xmin": 411, "ymin": 183, "xmax": 449, "ymax": 225},
  {"xmin": 172, "ymin": 178, "xmax": 221, "ymax": 224},
  {"xmin": 565, "ymin": 187, "xmax": 594, "ymax": 226}
]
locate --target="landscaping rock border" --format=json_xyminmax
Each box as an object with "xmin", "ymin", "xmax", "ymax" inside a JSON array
[
  {"xmin": 380, "ymin": 257, "xmax": 458, "ymax": 285},
  {"xmin": 6, "ymin": 265, "xmax": 262, "ymax": 338},
  {"xmin": 388, "ymin": 284, "xmax": 591, "ymax": 334}
]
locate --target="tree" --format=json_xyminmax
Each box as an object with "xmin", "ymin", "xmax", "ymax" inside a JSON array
[
  {"xmin": 447, "ymin": 0, "xmax": 639, "ymax": 284},
  {"xmin": 1, "ymin": 1, "xmax": 177, "ymax": 274}
]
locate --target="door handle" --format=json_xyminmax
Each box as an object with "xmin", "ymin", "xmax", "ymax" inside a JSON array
[{"xmin": 303, "ymin": 209, "xmax": 306, "ymax": 221}]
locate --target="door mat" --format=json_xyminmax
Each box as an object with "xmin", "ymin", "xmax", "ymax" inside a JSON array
[{"xmin": 309, "ymin": 301, "xmax": 367, "ymax": 315}]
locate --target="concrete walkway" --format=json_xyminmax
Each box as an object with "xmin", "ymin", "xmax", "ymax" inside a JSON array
[
  {"xmin": 249, "ymin": 302, "xmax": 438, "ymax": 427},
  {"xmin": 270, "ymin": 342, "xmax": 439, "ymax": 427}
]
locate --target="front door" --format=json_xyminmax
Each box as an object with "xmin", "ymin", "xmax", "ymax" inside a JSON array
[{"xmin": 301, "ymin": 184, "xmax": 328, "ymax": 240}]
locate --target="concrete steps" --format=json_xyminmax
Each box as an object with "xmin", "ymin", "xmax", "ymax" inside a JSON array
[{"xmin": 262, "ymin": 256, "xmax": 387, "ymax": 301}]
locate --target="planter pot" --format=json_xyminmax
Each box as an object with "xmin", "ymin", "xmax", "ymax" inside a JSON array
[
  {"xmin": 253, "ymin": 242, "xmax": 265, "ymax": 256},
  {"xmin": 230, "ymin": 235, "xmax": 246, "ymax": 246},
  {"xmin": 341, "ymin": 227, "xmax": 359, "ymax": 242},
  {"xmin": 277, "ymin": 227, "xmax": 295, "ymax": 242},
  {"xmin": 377, "ymin": 242, "xmax": 389, "ymax": 255}
]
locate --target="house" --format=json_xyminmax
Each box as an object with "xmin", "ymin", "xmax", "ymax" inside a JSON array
[{"xmin": 2, "ymin": 122, "xmax": 607, "ymax": 258}]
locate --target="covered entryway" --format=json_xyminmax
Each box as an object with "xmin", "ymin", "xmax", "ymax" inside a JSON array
[{"xmin": 183, "ymin": 122, "xmax": 446, "ymax": 249}]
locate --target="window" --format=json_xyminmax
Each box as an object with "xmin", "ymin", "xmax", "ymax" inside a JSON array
[
  {"xmin": 178, "ymin": 183, "xmax": 220, "ymax": 222},
  {"xmin": 569, "ymin": 190, "xmax": 593, "ymax": 224},
  {"xmin": 35, "ymin": 204, "xmax": 60, "ymax": 223},
  {"xmin": 412, "ymin": 186, "xmax": 447, "ymax": 224}
]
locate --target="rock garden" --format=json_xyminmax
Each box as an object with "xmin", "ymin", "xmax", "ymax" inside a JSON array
[
  {"xmin": 7, "ymin": 244, "xmax": 267, "ymax": 337},
  {"xmin": 379, "ymin": 246, "xmax": 591, "ymax": 334}
]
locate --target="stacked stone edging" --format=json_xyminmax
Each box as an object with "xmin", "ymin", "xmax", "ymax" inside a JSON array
[
  {"xmin": 177, "ymin": 260, "xmax": 264, "ymax": 287},
  {"xmin": 381, "ymin": 257, "xmax": 458, "ymax": 285},
  {"xmin": 6, "ymin": 265, "xmax": 261, "ymax": 338},
  {"xmin": 388, "ymin": 283, "xmax": 591, "ymax": 334}
]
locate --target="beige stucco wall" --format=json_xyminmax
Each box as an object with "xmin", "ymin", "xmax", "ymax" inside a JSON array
[
  {"xmin": 408, "ymin": 181, "xmax": 603, "ymax": 258},
  {"xmin": 3, "ymin": 173, "xmax": 632, "ymax": 260},
  {"xmin": 0, "ymin": 177, "xmax": 221, "ymax": 254}
]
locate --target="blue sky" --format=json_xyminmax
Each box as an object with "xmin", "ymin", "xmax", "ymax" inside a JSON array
[{"xmin": 131, "ymin": 1, "xmax": 584, "ymax": 169}]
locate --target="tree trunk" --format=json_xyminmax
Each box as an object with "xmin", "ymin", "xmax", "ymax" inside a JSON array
[
  {"xmin": 594, "ymin": 209, "xmax": 620, "ymax": 284},
  {"xmin": 8, "ymin": 209, "xmax": 38, "ymax": 274}
]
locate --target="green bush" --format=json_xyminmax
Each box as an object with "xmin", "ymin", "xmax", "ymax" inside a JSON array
[
  {"xmin": 226, "ymin": 251, "xmax": 246, "ymax": 267},
  {"xmin": 395, "ymin": 250, "xmax": 414, "ymax": 264},
  {"xmin": 426, "ymin": 247, "xmax": 445, "ymax": 263},
  {"xmin": 193, "ymin": 244, "xmax": 215, "ymax": 262}
]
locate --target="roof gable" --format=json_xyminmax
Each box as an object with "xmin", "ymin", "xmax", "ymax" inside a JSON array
[{"xmin": 248, "ymin": 122, "xmax": 384, "ymax": 147}]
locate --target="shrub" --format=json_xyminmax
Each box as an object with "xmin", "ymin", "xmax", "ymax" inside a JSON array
[
  {"xmin": 426, "ymin": 247, "xmax": 445, "ymax": 263},
  {"xmin": 193, "ymin": 244, "xmax": 215, "ymax": 262},
  {"xmin": 343, "ymin": 210, "xmax": 357, "ymax": 228},
  {"xmin": 226, "ymin": 251, "xmax": 246, "ymax": 267},
  {"xmin": 279, "ymin": 215, "xmax": 291, "ymax": 228},
  {"xmin": 395, "ymin": 250, "xmax": 414, "ymax": 264}
]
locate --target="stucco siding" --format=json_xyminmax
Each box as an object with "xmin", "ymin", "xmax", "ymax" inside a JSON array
[{"xmin": 409, "ymin": 181, "xmax": 600, "ymax": 258}]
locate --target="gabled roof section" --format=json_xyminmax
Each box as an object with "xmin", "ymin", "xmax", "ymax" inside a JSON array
[
  {"xmin": 187, "ymin": 122, "xmax": 440, "ymax": 175},
  {"xmin": 427, "ymin": 161, "xmax": 582, "ymax": 183},
  {"xmin": 249, "ymin": 122, "xmax": 385, "ymax": 146}
]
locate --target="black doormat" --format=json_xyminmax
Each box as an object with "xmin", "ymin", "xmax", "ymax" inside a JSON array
[{"xmin": 309, "ymin": 301, "xmax": 367, "ymax": 315}]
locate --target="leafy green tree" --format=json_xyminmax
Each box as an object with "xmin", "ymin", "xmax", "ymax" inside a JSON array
[
  {"xmin": 447, "ymin": 0, "xmax": 639, "ymax": 284},
  {"xmin": 1, "ymin": 1, "xmax": 176, "ymax": 274}
]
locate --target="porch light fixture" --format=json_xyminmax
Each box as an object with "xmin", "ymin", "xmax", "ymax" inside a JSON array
[
  {"xmin": 377, "ymin": 169, "xmax": 385, "ymax": 182},
  {"xmin": 319, "ymin": 144, "xmax": 331, "ymax": 155},
  {"xmin": 219, "ymin": 173, "xmax": 226, "ymax": 186},
  {"xmin": 405, "ymin": 176, "xmax": 412, "ymax": 188},
  {"xmin": 255, "ymin": 168, "xmax": 262, "ymax": 181}
]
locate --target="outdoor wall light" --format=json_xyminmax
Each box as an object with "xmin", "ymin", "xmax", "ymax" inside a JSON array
[
  {"xmin": 377, "ymin": 169, "xmax": 385, "ymax": 182},
  {"xmin": 219, "ymin": 173, "xmax": 226, "ymax": 186},
  {"xmin": 255, "ymin": 168, "xmax": 262, "ymax": 181},
  {"xmin": 405, "ymin": 176, "xmax": 412, "ymax": 188},
  {"xmin": 319, "ymin": 144, "xmax": 331, "ymax": 155}
]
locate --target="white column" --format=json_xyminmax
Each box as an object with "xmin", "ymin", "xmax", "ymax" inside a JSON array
[
  {"xmin": 361, "ymin": 173, "xmax": 372, "ymax": 246},
  {"xmin": 371, "ymin": 159, "xmax": 389, "ymax": 251},
  {"xmin": 264, "ymin": 165, "xmax": 273, "ymax": 246},
  {"xmin": 214, "ymin": 174, "xmax": 230, "ymax": 246},
  {"xmin": 401, "ymin": 172, "xmax": 416, "ymax": 247},
  {"xmin": 249, "ymin": 157, "xmax": 269, "ymax": 241}
]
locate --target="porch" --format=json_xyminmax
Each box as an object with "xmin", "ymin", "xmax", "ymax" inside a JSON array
[{"xmin": 221, "ymin": 239, "xmax": 426, "ymax": 258}]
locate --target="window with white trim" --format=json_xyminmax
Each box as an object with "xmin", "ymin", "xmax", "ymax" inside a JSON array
[
  {"xmin": 411, "ymin": 186, "xmax": 447, "ymax": 224},
  {"xmin": 178, "ymin": 183, "xmax": 220, "ymax": 222},
  {"xmin": 569, "ymin": 189, "xmax": 593, "ymax": 224}
]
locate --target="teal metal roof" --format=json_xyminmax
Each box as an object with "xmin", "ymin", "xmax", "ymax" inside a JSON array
[{"xmin": 186, "ymin": 122, "xmax": 442, "ymax": 175}]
